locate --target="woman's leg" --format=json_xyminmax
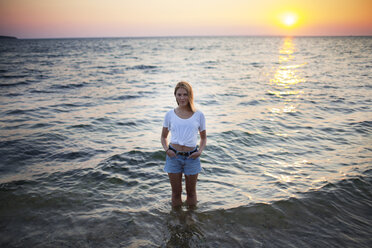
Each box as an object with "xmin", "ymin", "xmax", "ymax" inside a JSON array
[
  {"xmin": 185, "ymin": 174, "xmax": 198, "ymax": 206},
  {"xmin": 168, "ymin": 173, "xmax": 183, "ymax": 207}
]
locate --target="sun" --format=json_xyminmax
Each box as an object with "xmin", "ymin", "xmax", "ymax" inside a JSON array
[
  {"xmin": 280, "ymin": 12, "xmax": 298, "ymax": 28},
  {"xmin": 283, "ymin": 14, "xmax": 296, "ymax": 26}
]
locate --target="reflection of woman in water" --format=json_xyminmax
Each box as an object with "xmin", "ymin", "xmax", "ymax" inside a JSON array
[{"xmin": 161, "ymin": 81, "xmax": 207, "ymax": 207}]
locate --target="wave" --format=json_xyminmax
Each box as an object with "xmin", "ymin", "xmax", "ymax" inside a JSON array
[
  {"xmin": 0, "ymin": 81, "xmax": 29, "ymax": 87},
  {"xmin": 0, "ymin": 138, "xmax": 53, "ymax": 174},
  {"xmin": 50, "ymin": 82, "xmax": 89, "ymax": 90},
  {"xmin": 4, "ymin": 109, "xmax": 30, "ymax": 115},
  {"xmin": 116, "ymin": 121, "xmax": 137, "ymax": 126},
  {"xmin": 1, "ymin": 93, "xmax": 23, "ymax": 97},
  {"xmin": 126, "ymin": 64, "xmax": 158, "ymax": 70},
  {"xmin": 28, "ymin": 89, "xmax": 54, "ymax": 94},
  {"xmin": 350, "ymin": 120, "xmax": 372, "ymax": 134},
  {"xmin": 218, "ymin": 130, "xmax": 269, "ymax": 147},
  {"xmin": 1, "ymin": 156, "xmax": 371, "ymax": 247},
  {"xmin": 239, "ymin": 100, "xmax": 261, "ymax": 106},
  {"xmin": 49, "ymin": 149, "xmax": 106, "ymax": 162},
  {"xmin": 111, "ymin": 95, "xmax": 141, "ymax": 101},
  {"xmin": 98, "ymin": 150, "xmax": 165, "ymax": 173},
  {"xmin": 0, "ymin": 74, "xmax": 28, "ymax": 79},
  {"xmin": 171, "ymin": 172, "xmax": 372, "ymax": 247}
]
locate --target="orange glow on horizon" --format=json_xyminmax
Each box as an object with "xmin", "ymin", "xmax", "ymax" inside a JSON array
[{"xmin": 0, "ymin": 0, "xmax": 371, "ymax": 38}]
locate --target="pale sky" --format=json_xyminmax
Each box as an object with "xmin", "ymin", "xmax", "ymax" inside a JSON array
[{"xmin": 1, "ymin": 0, "xmax": 371, "ymax": 38}]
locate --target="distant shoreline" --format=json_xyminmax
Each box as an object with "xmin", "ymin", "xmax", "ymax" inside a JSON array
[{"xmin": 0, "ymin": 35, "xmax": 17, "ymax": 39}]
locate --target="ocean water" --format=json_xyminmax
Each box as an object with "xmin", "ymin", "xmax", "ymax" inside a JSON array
[{"xmin": 0, "ymin": 36, "xmax": 371, "ymax": 247}]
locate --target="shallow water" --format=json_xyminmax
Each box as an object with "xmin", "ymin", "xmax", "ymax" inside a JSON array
[{"xmin": 0, "ymin": 36, "xmax": 371, "ymax": 247}]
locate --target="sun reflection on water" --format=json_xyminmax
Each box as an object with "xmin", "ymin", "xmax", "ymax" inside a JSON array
[
  {"xmin": 279, "ymin": 38, "xmax": 295, "ymax": 62},
  {"xmin": 268, "ymin": 37, "xmax": 306, "ymax": 114}
]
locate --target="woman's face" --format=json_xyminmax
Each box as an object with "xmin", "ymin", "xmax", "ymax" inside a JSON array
[{"xmin": 175, "ymin": 88, "xmax": 189, "ymax": 107}]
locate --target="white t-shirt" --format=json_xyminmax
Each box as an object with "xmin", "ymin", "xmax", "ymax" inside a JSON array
[{"xmin": 163, "ymin": 109, "xmax": 206, "ymax": 147}]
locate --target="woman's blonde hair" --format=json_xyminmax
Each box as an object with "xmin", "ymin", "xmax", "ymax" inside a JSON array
[{"xmin": 174, "ymin": 81, "xmax": 196, "ymax": 112}]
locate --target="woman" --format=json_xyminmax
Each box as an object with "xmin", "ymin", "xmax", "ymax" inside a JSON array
[{"xmin": 161, "ymin": 81, "xmax": 207, "ymax": 207}]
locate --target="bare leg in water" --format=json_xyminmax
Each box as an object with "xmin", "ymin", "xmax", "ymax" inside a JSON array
[
  {"xmin": 168, "ymin": 173, "xmax": 182, "ymax": 207},
  {"xmin": 185, "ymin": 174, "xmax": 198, "ymax": 206}
]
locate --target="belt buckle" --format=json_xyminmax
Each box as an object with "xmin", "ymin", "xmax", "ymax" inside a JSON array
[{"xmin": 178, "ymin": 151, "xmax": 187, "ymax": 156}]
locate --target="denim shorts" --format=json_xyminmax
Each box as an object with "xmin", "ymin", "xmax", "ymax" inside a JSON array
[{"xmin": 164, "ymin": 149, "xmax": 201, "ymax": 175}]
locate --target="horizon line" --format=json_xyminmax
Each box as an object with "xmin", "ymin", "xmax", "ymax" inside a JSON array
[{"xmin": 3, "ymin": 34, "xmax": 372, "ymax": 40}]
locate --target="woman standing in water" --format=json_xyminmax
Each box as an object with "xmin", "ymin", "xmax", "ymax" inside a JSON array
[{"xmin": 161, "ymin": 81, "xmax": 207, "ymax": 207}]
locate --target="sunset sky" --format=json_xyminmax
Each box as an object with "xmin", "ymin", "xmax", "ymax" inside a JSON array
[{"xmin": 1, "ymin": 0, "xmax": 371, "ymax": 38}]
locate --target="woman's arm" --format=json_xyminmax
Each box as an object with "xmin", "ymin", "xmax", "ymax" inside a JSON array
[
  {"xmin": 161, "ymin": 127, "xmax": 176, "ymax": 157},
  {"xmin": 189, "ymin": 130, "xmax": 206, "ymax": 159},
  {"xmin": 198, "ymin": 130, "xmax": 207, "ymax": 153},
  {"xmin": 161, "ymin": 127, "xmax": 170, "ymax": 151}
]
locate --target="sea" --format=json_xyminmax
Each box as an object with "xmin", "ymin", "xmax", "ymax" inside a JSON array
[{"xmin": 0, "ymin": 36, "xmax": 371, "ymax": 247}]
